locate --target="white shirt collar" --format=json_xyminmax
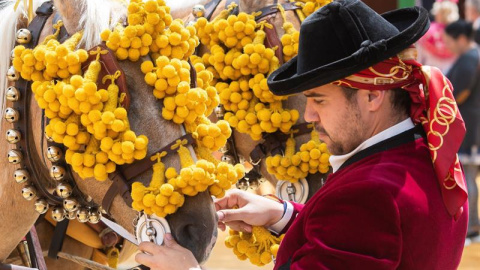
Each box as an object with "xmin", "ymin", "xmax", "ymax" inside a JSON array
[{"xmin": 329, "ymin": 118, "xmax": 415, "ymax": 172}]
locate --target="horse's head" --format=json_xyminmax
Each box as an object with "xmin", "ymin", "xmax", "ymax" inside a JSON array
[{"xmin": 0, "ymin": 0, "xmax": 218, "ymax": 264}]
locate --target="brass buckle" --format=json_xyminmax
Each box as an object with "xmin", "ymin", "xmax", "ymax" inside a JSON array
[{"xmin": 373, "ymin": 77, "xmax": 395, "ymax": 85}]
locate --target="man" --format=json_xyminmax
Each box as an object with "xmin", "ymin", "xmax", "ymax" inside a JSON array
[
  {"xmin": 443, "ymin": 19, "xmax": 480, "ymax": 243},
  {"xmin": 465, "ymin": 0, "xmax": 480, "ymax": 44},
  {"xmin": 136, "ymin": 1, "xmax": 468, "ymax": 269}
]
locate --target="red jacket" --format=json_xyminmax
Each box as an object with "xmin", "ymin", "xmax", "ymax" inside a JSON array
[{"xmin": 274, "ymin": 127, "xmax": 468, "ymax": 270}]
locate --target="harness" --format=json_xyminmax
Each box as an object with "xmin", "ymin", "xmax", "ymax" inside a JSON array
[{"xmin": 5, "ymin": 1, "xmax": 199, "ymax": 269}]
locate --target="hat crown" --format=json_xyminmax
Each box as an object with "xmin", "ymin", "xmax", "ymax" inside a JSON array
[{"xmin": 297, "ymin": 0, "xmax": 400, "ymax": 74}]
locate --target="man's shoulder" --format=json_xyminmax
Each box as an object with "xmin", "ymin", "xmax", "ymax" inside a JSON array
[{"xmin": 323, "ymin": 148, "xmax": 436, "ymax": 200}]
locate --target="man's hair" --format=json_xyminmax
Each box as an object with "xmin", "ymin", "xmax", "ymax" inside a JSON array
[
  {"xmin": 445, "ymin": 20, "xmax": 474, "ymax": 40},
  {"xmin": 340, "ymin": 86, "xmax": 410, "ymax": 117},
  {"xmin": 467, "ymin": 0, "xmax": 480, "ymax": 13}
]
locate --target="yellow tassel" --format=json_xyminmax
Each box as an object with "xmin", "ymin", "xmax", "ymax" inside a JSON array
[
  {"xmin": 149, "ymin": 151, "xmax": 167, "ymax": 188},
  {"xmin": 102, "ymin": 71, "xmax": 122, "ymax": 112},
  {"xmin": 172, "ymin": 139, "xmax": 194, "ymax": 168},
  {"xmin": 106, "ymin": 247, "xmax": 119, "ymax": 269},
  {"xmin": 195, "ymin": 146, "xmax": 219, "ymax": 165}
]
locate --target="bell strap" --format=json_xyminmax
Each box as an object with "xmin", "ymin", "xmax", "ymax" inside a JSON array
[
  {"xmin": 14, "ymin": 0, "xmax": 63, "ymax": 205},
  {"xmin": 47, "ymin": 219, "xmax": 69, "ymax": 259}
]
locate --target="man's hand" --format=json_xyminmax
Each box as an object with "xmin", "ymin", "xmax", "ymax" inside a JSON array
[
  {"xmin": 215, "ymin": 189, "xmax": 285, "ymax": 233},
  {"xmin": 135, "ymin": 234, "xmax": 200, "ymax": 270}
]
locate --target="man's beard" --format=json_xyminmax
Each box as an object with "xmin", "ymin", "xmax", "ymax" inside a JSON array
[{"xmin": 313, "ymin": 114, "xmax": 363, "ymax": 156}]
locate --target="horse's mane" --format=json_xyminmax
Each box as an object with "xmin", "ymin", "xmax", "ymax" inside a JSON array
[
  {"xmin": 0, "ymin": 0, "xmax": 47, "ymax": 116},
  {"xmin": 0, "ymin": 0, "xmax": 126, "ymax": 116}
]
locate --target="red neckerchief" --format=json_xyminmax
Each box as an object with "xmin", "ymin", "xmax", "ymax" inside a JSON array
[{"xmin": 332, "ymin": 47, "xmax": 467, "ymax": 219}]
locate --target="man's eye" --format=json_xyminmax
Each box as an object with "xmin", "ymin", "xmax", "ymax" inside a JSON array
[{"xmin": 313, "ymin": 99, "xmax": 324, "ymax": 104}]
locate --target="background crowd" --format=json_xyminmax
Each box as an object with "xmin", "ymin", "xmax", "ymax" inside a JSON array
[{"xmin": 416, "ymin": 0, "xmax": 480, "ymax": 246}]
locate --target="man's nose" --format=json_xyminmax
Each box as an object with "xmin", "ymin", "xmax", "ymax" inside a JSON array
[{"xmin": 304, "ymin": 99, "xmax": 320, "ymax": 123}]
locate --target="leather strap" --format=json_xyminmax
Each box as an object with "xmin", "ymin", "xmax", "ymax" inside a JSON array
[
  {"xmin": 25, "ymin": 227, "xmax": 47, "ymax": 270},
  {"xmin": 47, "ymin": 219, "xmax": 69, "ymax": 259},
  {"xmin": 254, "ymin": 2, "xmax": 300, "ymax": 21},
  {"xmin": 203, "ymin": 0, "xmax": 223, "ymax": 21},
  {"xmin": 250, "ymin": 122, "xmax": 313, "ymax": 164},
  {"xmin": 52, "ymin": 13, "xmax": 69, "ymax": 42},
  {"xmin": 263, "ymin": 17, "xmax": 284, "ymax": 65},
  {"xmin": 81, "ymin": 44, "xmax": 130, "ymax": 110},
  {"xmin": 102, "ymin": 133, "xmax": 195, "ymax": 214}
]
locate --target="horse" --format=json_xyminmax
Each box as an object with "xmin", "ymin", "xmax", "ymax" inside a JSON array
[
  {"xmin": 0, "ymin": 0, "xmax": 217, "ymax": 269},
  {"xmin": 171, "ymin": 0, "xmax": 328, "ymax": 203}
]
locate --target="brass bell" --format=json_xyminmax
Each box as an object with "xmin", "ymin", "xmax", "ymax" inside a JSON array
[
  {"xmin": 46, "ymin": 146, "xmax": 62, "ymax": 162},
  {"xmin": 16, "ymin": 28, "xmax": 32, "ymax": 44},
  {"xmin": 55, "ymin": 182, "xmax": 72, "ymax": 198},
  {"xmin": 4, "ymin": 107, "xmax": 19, "ymax": 123},
  {"xmin": 8, "ymin": 149, "xmax": 23, "ymax": 164},
  {"xmin": 6, "ymin": 86, "xmax": 20, "ymax": 101},
  {"xmin": 34, "ymin": 199, "xmax": 49, "ymax": 214},
  {"xmin": 63, "ymin": 198, "xmax": 79, "ymax": 212},
  {"xmin": 21, "ymin": 185, "xmax": 36, "ymax": 201},
  {"xmin": 76, "ymin": 208, "xmax": 90, "ymax": 223},
  {"xmin": 221, "ymin": 154, "xmax": 234, "ymax": 164},
  {"xmin": 14, "ymin": 169, "xmax": 29, "ymax": 183},
  {"xmin": 236, "ymin": 178, "xmax": 248, "ymax": 191},
  {"xmin": 88, "ymin": 209, "xmax": 101, "ymax": 224},
  {"xmin": 10, "ymin": 49, "xmax": 15, "ymax": 60},
  {"xmin": 6, "ymin": 129, "xmax": 21, "ymax": 144},
  {"xmin": 214, "ymin": 105, "xmax": 225, "ymax": 119},
  {"xmin": 49, "ymin": 165, "xmax": 65, "ymax": 181},
  {"xmin": 51, "ymin": 206, "xmax": 65, "ymax": 222},
  {"xmin": 192, "ymin": 4, "xmax": 206, "ymax": 18},
  {"xmin": 7, "ymin": 66, "xmax": 19, "ymax": 81},
  {"xmin": 219, "ymin": 144, "xmax": 230, "ymax": 154},
  {"xmin": 65, "ymin": 210, "xmax": 77, "ymax": 220},
  {"xmin": 248, "ymin": 179, "xmax": 259, "ymax": 190}
]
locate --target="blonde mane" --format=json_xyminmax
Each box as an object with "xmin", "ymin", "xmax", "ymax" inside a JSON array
[{"xmin": 0, "ymin": 0, "xmax": 48, "ymax": 116}]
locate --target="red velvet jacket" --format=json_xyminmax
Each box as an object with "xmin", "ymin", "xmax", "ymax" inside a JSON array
[{"xmin": 274, "ymin": 126, "xmax": 468, "ymax": 270}]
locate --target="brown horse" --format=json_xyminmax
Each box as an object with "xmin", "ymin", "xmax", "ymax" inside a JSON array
[
  {"xmin": 0, "ymin": 0, "xmax": 217, "ymax": 268},
  {"xmin": 173, "ymin": 0, "xmax": 327, "ymax": 201}
]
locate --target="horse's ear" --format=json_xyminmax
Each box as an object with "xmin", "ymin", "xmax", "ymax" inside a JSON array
[{"xmin": 53, "ymin": 0, "xmax": 83, "ymax": 34}]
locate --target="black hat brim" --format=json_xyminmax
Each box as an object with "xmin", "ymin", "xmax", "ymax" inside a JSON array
[{"xmin": 267, "ymin": 6, "xmax": 430, "ymax": 96}]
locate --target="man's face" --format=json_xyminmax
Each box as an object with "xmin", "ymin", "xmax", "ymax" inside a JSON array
[
  {"xmin": 442, "ymin": 32, "xmax": 465, "ymax": 55},
  {"xmin": 303, "ymin": 84, "xmax": 364, "ymax": 155},
  {"xmin": 465, "ymin": 3, "xmax": 479, "ymax": 23}
]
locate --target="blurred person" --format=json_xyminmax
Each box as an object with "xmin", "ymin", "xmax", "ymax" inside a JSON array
[
  {"xmin": 465, "ymin": 0, "xmax": 480, "ymax": 43},
  {"xmin": 444, "ymin": 19, "xmax": 480, "ymax": 243},
  {"xmin": 417, "ymin": 0, "xmax": 459, "ymax": 72}
]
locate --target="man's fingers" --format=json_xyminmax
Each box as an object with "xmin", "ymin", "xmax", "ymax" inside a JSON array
[
  {"xmin": 217, "ymin": 208, "xmax": 247, "ymax": 223},
  {"xmin": 221, "ymin": 220, "xmax": 252, "ymax": 233},
  {"xmin": 164, "ymin": 233, "xmax": 178, "ymax": 248},
  {"xmin": 214, "ymin": 192, "xmax": 240, "ymax": 211},
  {"xmin": 138, "ymin": 241, "xmax": 161, "ymax": 254},
  {"xmin": 135, "ymin": 252, "xmax": 156, "ymax": 267},
  {"xmin": 218, "ymin": 222, "xmax": 226, "ymax": 231}
]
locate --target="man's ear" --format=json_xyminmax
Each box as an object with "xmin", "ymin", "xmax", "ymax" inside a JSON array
[{"xmin": 366, "ymin": 90, "xmax": 387, "ymax": 112}]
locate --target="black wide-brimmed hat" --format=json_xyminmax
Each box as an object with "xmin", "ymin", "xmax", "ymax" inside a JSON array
[{"xmin": 267, "ymin": 0, "xmax": 430, "ymax": 95}]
